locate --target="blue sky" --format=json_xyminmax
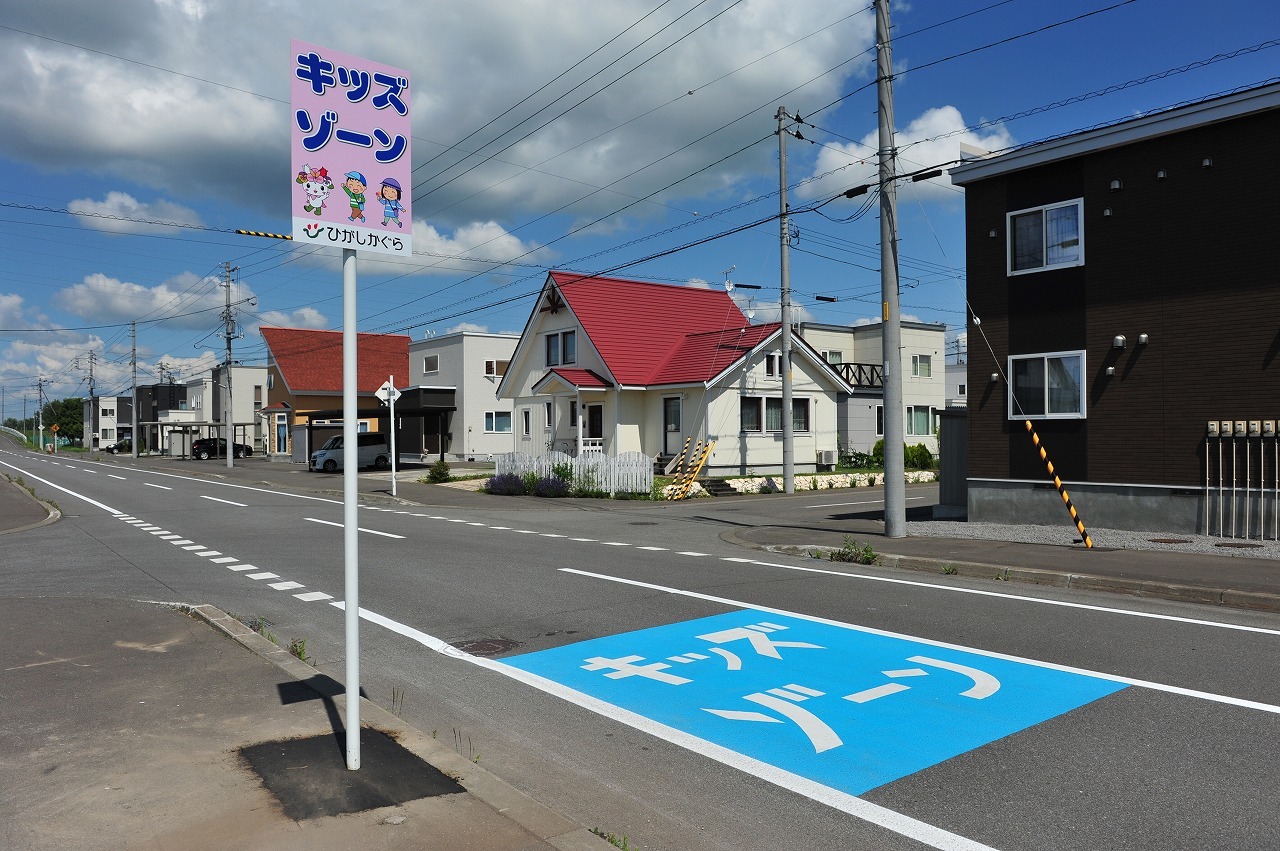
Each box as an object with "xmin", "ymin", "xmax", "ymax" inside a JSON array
[{"xmin": 1, "ymin": 0, "xmax": 1276, "ymax": 414}]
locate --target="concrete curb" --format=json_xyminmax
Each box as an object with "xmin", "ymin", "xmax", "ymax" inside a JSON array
[
  {"xmin": 0, "ymin": 477, "xmax": 61, "ymax": 537},
  {"xmin": 184, "ymin": 603, "xmax": 612, "ymax": 851},
  {"xmin": 762, "ymin": 543, "xmax": 1280, "ymax": 614}
]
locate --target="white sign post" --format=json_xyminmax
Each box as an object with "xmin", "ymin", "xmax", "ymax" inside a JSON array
[
  {"xmin": 376, "ymin": 377, "xmax": 401, "ymax": 497},
  {"xmin": 292, "ymin": 40, "xmax": 411, "ymax": 772}
]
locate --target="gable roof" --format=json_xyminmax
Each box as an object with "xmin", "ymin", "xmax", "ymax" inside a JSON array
[
  {"xmin": 546, "ymin": 271, "xmax": 752, "ymax": 385},
  {"xmin": 533, "ymin": 367, "xmax": 614, "ymax": 393},
  {"xmin": 261, "ymin": 327, "xmax": 409, "ymax": 394}
]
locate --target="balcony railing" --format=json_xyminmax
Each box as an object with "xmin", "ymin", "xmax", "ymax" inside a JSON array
[{"xmin": 835, "ymin": 362, "xmax": 884, "ymax": 389}]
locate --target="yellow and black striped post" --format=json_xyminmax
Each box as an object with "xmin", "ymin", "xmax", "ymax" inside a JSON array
[
  {"xmin": 1024, "ymin": 419, "xmax": 1093, "ymax": 548},
  {"xmin": 235, "ymin": 230, "xmax": 293, "ymax": 240}
]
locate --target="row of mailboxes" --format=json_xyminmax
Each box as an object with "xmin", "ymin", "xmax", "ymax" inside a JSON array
[{"xmin": 1207, "ymin": 420, "xmax": 1276, "ymax": 437}]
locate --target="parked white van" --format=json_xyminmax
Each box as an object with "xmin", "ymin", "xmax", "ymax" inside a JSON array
[{"xmin": 308, "ymin": 432, "xmax": 392, "ymax": 472}]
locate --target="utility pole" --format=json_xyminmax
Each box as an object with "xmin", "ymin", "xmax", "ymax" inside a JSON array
[
  {"xmin": 221, "ymin": 261, "xmax": 239, "ymax": 469},
  {"xmin": 131, "ymin": 320, "xmax": 139, "ymax": 458},
  {"xmin": 776, "ymin": 105, "xmax": 795, "ymax": 494},
  {"xmin": 36, "ymin": 377, "xmax": 45, "ymax": 451},
  {"xmin": 876, "ymin": 0, "xmax": 906, "ymax": 537},
  {"xmin": 85, "ymin": 351, "xmax": 97, "ymax": 451}
]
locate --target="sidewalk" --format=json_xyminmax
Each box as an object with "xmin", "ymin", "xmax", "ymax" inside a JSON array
[{"xmin": 0, "ymin": 480, "xmax": 608, "ymax": 851}]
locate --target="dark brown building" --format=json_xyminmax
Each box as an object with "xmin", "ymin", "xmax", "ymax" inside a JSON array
[{"xmin": 950, "ymin": 82, "xmax": 1280, "ymax": 536}]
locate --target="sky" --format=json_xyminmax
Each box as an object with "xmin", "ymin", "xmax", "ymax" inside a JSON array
[{"xmin": 0, "ymin": 0, "xmax": 1276, "ymax": 416}]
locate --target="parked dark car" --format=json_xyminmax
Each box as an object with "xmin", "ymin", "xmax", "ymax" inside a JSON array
[
  {"xmin": 191, "ymin": 437, "xmax": 253, "ymax": 459},
  {"xmin": 103, "ymin": 438, "xmax": 131, "ymax": 454}
]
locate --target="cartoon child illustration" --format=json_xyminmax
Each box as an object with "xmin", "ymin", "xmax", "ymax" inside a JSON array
[
  {"xmin": 343, "ymin": 171, "xmax": 367, "ymax": 222},
  {"xmin": 295, "ymin": 164, "xmax": 333, "ymax": 216},
  {"xmin": 377, "ymin": 177, "xmax": 405, "ymax": 228}
]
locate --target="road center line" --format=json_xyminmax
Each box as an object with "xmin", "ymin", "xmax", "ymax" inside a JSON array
[
  {"xmin": 200, "ymin": 495, "xmax": 248, "ymax": 507},
  {"xmin": 727, "ymin": 556, "xmax": 1280, "ymax": 638},
  {"xmin": 333, "ymin": 600, "xmax": 996, "ymax": 851},
  {"xmin": 560, "ymin": 568, "xmax": 1280, "ymax": 716},
  {"xmin": 304, "ymin": 517, "xmax": 406, "ymax": 539},
  {"xmin": 144, "ymin": 483, "xmax": 172, "ymax": 490}
]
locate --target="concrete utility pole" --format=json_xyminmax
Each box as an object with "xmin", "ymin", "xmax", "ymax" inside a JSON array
[
  {"xmin": 131, "ymin": 320, "xmax": 139, "ymax": 458},
  {"xmin": 776, "ymin": 105, "xmax": 795, "ymax": 494},
  {"xmin": 876, "ymin": 0, "xmax": 906, "ymax": 537},
  {"xmin": 36, "ymin": 376, "xmax": 45, "ymax": 451},
  {"xmin": 221, "ymin": 261, "xmax": 239, "ymax": 469}
]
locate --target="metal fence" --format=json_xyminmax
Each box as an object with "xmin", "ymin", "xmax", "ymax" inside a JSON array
[{"xmin": 496, "ymin": 450, "xmax": 654, "ymax": 494}]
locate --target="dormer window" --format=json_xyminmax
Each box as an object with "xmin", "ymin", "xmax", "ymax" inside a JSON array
[{"xmin": 546, "ymin": 330, "xmax": 576, "ymax": 366}]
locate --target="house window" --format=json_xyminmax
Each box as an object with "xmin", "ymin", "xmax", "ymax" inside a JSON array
[
  {"xmin": 1010, "ymin": 351, "xmax": 1085, "ymax": 419},
  {"xmin": 876, "ymin": 405, "xmax": 883, "ymax": 436},
  {"xmin": 745, "ymin": 397, "xmax": 811, "ymax": 433},
  {"xmin": 544, "ymin": 401, "xmax": 553, "ymax": 430},
  {"xmin": 485, "ymin": 359, "xmax": 509, "ymax": 377},
  {"xmin": 569, "ymin": 400, "xmax": 578, "ymax": 427},
  {"xmin": 821, "ymin": 350, "xmax": 842, "ymax": 365},
  {"xmin": 485, "ymin": 411, "xmax": 512, "ymax": 433},
  {"xmin": 423, "ymin": 354, "xmax": 439, "ymax": 375},
  {"xmin": 522, "ymin": 409, "xmax": 531, "ymax": 436},
  {"xmin": 912, "ymin": 354, "xmax": 932, "ymax": 378},
  {"xmin": 545, "ymin": 331, "xmax": 576, "ymax": 367},
  {"xmin": 253, "ymin": 385, "xmax": 263, "ymax": 410},
  {"xmin": 957, "ymin": 383, "xmax": 966, "ymax": 397},
  {"xmin": 267, "ymin": 373, "xmax": 274, "ymax": 390},
  {"xmin": 1008, "ymin": 199, "xmax": 1084, "ymax": 275},
  {"xmin": 101, "ymin": 428, "xmax": 114, "ymax": 440},
  {"xmin": 906, "ymin": 406, "xmax": 937, "ymax": 436},
  {"xmin": 102, "ymin": 407, "xmax": 115, "ymax": 418},
  {"xmin": 765, "ymin": 353, "xmax": 781, "ymax": 377}
]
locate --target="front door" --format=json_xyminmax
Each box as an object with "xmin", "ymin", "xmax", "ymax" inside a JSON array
[
  {"xmin": 587, "ymin": 404, "xmax": 604, "ymax": 440},
  {"xmin": 663, "ymin": 396, "xmax": 682, "ymax": 455}
]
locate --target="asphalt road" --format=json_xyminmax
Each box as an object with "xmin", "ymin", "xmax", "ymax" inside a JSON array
[{"xmin": 3, "ymin": 446, "xmax": 1279, "ymax": 851}]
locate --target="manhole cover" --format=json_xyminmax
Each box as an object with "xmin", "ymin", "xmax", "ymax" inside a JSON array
[
  {"xmin": 1214, "ymin": 541, "xmax": 1264, "ymax": 549},
  {"xmin": 1148, "ymin": 538, "xmax": 1191, "ymax": 544},
  {"xmin": 452, "ymin": 638, "xmax": 520, "ymax": 656}
]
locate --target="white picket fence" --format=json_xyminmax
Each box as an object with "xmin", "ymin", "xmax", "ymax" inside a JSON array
[{"xmin": 495, "ymin": 450, "xmax": 653, "ymax": 494}]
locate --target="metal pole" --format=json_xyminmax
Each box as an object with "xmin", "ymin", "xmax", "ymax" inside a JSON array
[
  {"xmin": 223, "ymin": 262, "xmax": 235, "ymax": 470},
  {"xmin": 131, "ymin": 321, "xmax": 139, "ymax": 459},
  {"xmin": 876, "ymin": 0, "xmax": 906, "ymax": 537},
  {"xmin": 342, "ymin": 248, "xmax": 361, "ymax": 770},
  {"xmin": 389, "ymin": 374, "xmax": 397, "ymax": 498},
  {"xmin": 777, "ymin": 105, "xmax": 795, "ymax": 494}
]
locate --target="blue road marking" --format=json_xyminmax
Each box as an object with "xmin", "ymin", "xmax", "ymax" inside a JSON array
[{"xmin": 505, "ymin": 611, "xmax": 1126, "ymax": 795}]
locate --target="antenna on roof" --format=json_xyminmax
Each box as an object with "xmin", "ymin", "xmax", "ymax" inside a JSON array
[{"xmin": 722, "ymin": 265, "xmax": 736, "ymax": 292}]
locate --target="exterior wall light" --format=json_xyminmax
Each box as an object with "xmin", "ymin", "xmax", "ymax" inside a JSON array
[
  {"xmin": 1156, "ymin": 169, "xmax": 1168, "ymax": 180},
  {"xmin": 1138, "ymin": 333, "xmax": 1149, "ymax": 345},
  {"xmin": 989, "ymin": 372, "xmax": 999, "ymax": 383},
  {"xmin": 1109, "ymin": 178, "xmax": 1123, "ymax": 191},
  {"xmin": 1202, "ymin": 157, "xmax": 1213, "ymax": 168},
  {"xmin": 1112, "ymin": 335, "xmax": 1126, "ymax": 349}
]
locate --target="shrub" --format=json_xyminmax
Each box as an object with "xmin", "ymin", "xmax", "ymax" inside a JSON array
[
  {"xmin": 551, "ymin": 462, "xmax": 574, "ymax": 481},
  {"xmin": 871, "ymin": 439, "xmax": 885, "ymax": 466},
  {"xmin": 905, "ymin": 443, "xmax": 935, "ymax": 470},
  {"xmin": 484, "ymin": 473, "xmax": 528, "ymax": 495},
  {"xmin": 840, "ymin": 449, "xmax": 876, "ymax": 469},
  {"xmin": 828, "ymin": 536, "xmax": 879, "ymax": 565},
  {"xmin": 533, "ymin": 475, "xmax": 572, "ymax": 497},
  {"xmin": 521, "ymin": 470, "xmax": 538, "ymax": 493},
  {"xmin": 426, "ymin": 458, "xmax": 451, "ymax": 483}
]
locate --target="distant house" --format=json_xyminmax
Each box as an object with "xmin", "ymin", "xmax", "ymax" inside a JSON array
[
  {"xmin": 797, "ymin": 320, "xmax": 948, "ymax": 455},
  {"xmin": 945, "ymin": 361, "xmax": 967, "ymax": 409},
  {"xmin": 949, "ymin": 81, "xmax": 1280, "ymax": 535},
  {"xmin": 83, "ymin": 395, "xmax": 133, "ymax": 448},
  {"xmin": 409, "ymin": 331, "xmax": 518, "ymax": 461},
  {"xmin": 261, "ymin": 327, "xmax": 410, "ymax": 460},
  {"xmin": 497, "ymin": 272, "xmax": 844, "ymax": 475}
]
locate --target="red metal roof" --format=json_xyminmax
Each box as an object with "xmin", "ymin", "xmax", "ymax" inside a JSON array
[
  {"xmin": 261, "ymin": 327, "xmax": 409, "ymax": 394},
  {"xmin": 547, "ymin": 272, "xmax": 756, "ymax": 385}
]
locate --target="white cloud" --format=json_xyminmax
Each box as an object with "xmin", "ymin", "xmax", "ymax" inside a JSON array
[
  {"xmin": 410, "ymin": 220, "xmax": 549, "ymax": 274},
  {"xmin": 53, "ymin": 271, "xmax": 233, "ymax": 330},
  {"xmin": 446, "ymin": 322, "xmax": 488, "ymax": 333},
  {"xmin": 796, "ymin": 105, "xmax": 1015, "ymax": 204},
  {"xmin": 255, "ymin": 306, "xmax": 328, "ymax": 331},
  {"xmin": 68, "ymin": 191, "xmax": 204, "ymax": 234}
]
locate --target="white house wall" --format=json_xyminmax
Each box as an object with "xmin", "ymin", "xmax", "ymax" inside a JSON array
[{"xmin": 410, "ymin": 332, "xmax": 518, "ymax": 460}]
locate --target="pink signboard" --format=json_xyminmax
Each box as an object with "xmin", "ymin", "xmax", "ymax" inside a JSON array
[{"xmin": 290, "ymin": 40, "xmax": 412, "ymax": 257}]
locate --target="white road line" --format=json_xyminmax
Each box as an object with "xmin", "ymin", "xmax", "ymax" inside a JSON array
[
  {"xmin": 560, "ymin": 567, "xmax": 1280, "ymax": 716},
  {"xmin": 144, "ymin": 483, "xmax": 172, "ymax": 490},
  {"xmin": 226, "ymin": 565, "xmax": 258, "ymax": 572},
  {"xmin": 733, "ymin": 556, "xmax": 1280, "ymax": 638},
  {"xmin": 295, "ymin": 591, "xmax": 333, "ymax": 602},
  {"xmin": 334, "ymin": 601, "xmax": 996, "ymax": 851},
  {"xmin": 677, "ymin": 551, "xmax": 708, "ymax": 557},
  {"xmin": 0, "ymin": 462, "xmax": 123, "ymax": 514},
  {"xmin": 303, "ymin": 517, "xmax": 406, "ymax": 539},
  {"xmin": 200, "ymin": 495, "xmax": 248, "ymax": 507},
  {"xmin": 194, "ymin": 550, "xmax": 222, "ymax": 557},
  {"xmin": 148, "ymin": 530, "xmax": 172, "ymax": 536},
  {"xmin": 181, "ymin": 545, "xmax": 206, "ymax": 551},
  {"xmin": 246, "ymin": 572, "xmax": 279, "ymax": 580},
  {"xmin": 270, "ymin": 581, "xmax": 305, "ymax": 591},
  {"xmin": 637, "ymin": 546, "xmax": 668, "ymax": 551},
  {"xmin": 570, "ymin": 537, "xmax": 596, "ymax": 542},
  {"xmin": 171, "ymin": 539, "xmax": 194, "ymax": 546},
  {"xmin": 109, "ymin": 475, "xmax": 126, "ymax": 480},
  {"xmin": 209, "ymin": 557, "xmax": 239, "ymax": 564},
  {"xmin": 602, "ymin": 542, "xmax": 630, "ymax": 547},
  {"xmin": 159, "ymin": 535, "xmax": 182, "ymax": 540}
]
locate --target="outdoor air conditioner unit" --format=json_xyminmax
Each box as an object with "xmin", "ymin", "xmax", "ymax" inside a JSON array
[{"xmin": 818, "ymin": 449, "xmax": 837, "ymax": 466}]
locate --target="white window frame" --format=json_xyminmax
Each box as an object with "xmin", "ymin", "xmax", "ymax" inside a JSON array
[
  {"xmin": 957, "ymin": 383, "xmax": 966, "ymax": 397},
  {"xmin": 911, "ymin": 353, "xmax": 932, "ymax": 378},
  {"xmin": 544, "ymin": 401, "xmax": 553, "ymax": 430},
  {"xmin": 102, "ymin": 407, "xmax": 115, "ymax": 418},
  {"xmin": 741, "ymin": 396, "xmax": 811, "ymax": 434},
  {"xmin": 423, "ymin": 354, "xmax": 440, "ymax": 375},
  {"xmin": 1008, "ymin": 350, "xmax": 1087, "ymax": 420},
  {"xmin": 521, "ymin": 408, "xmax": 531, "ymax": 437},
  {"xmin": 906, "ymin": 405, "xmax": 938, "ymax": 436},
  {"xmin": 485, "ymin": 411, "xmax": 512, "ymax": 433},
  {"xmin": 764, "ymin": 353, "xmax": 781, "ymax": 377},
  {"xmin": 820, "ymin": 349, "xmax": 843, "ymax": 365},
  {"xmin": 1007, "ymin": 198, "xmax": 1084, "ymax": 276},
  {"xmin": 545, "ymin": 331, "xmax": 577, "ymax": 367},
  {"xmin": 484, "ymin": 358, "xmax": 508, "ymax": 378}
]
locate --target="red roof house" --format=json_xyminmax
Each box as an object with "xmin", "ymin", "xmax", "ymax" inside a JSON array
[{"xmin": 497, "ymin": 272, "xmax": 844, "ymax": 474}]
